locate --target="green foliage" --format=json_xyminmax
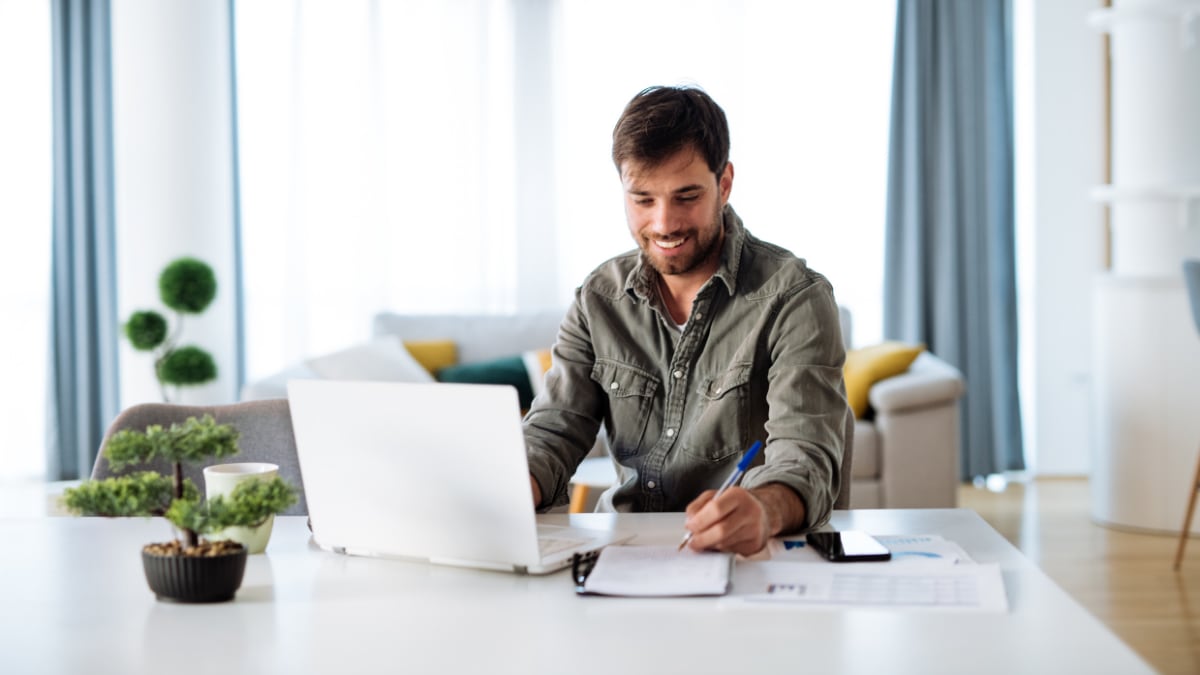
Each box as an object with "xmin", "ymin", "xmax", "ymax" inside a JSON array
[
  {"xmin": 104, "ymin": 415, "xmax": 240, "ymax": 470},
  {"xmin": 125, "ymin": 311, "xmax": 168, "ymax": 351},
  {"xmin": 166, "ymin": 477, "xmax": 298, "ymax": 535},
  {"xmin": 62, "ymin": 472, "xmax": 198, "ymax": 517},
  {"xmin": 63, "ymin": 415, "xmax": 297, "ymax": 550},
  {"xmin": 123, "ymin": 257, "xmax": 220, "ymax": 400},
  {"xmin": 159, "ymin": 257, "xmax": 217, "ymax": 314},
  {"xmin": 158, "ymin": 346, "xmax": 217, "ymax": 386}
]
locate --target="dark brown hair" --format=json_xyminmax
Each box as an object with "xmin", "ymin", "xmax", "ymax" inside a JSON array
[{"xmin": 611, "ymin": 85, "xmax": 730, "ymax": 178}]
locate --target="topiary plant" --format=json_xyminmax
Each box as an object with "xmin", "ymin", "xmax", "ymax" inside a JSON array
[
  {"xmin": 62, "ymin": 415, "xmax": 297, "ymax": 551},
  {"xmin": 124, "ymin": 257, "xmax": 219, "ymax": 402}
]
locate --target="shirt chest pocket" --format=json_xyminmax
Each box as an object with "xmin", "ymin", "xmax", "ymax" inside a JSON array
[
  {"xmin": 682, "ymin": 364, "xmax": 755, "ymax": 462},
  {"xmin": 591, "ymin": 361, "xmax": 659, "ymax": 459}
]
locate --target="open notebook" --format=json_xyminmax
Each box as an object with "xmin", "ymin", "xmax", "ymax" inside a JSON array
[{"xmin": 287, "ymin": 379, "xmax": 629, "ymax": 574}]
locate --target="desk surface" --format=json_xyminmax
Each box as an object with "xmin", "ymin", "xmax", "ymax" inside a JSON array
[{"xmin": 1, "ymin": 510, "xmax": 1152, "ymax": 674}]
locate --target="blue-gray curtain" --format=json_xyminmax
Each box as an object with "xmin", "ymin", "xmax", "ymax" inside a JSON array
[
  {"xmin": 47, "ymin": 0, "xmax": 120, "ymax": 480},
  {"xmin": 884, "ymin": 0, "xmax": 1023, "ymax": 479}
]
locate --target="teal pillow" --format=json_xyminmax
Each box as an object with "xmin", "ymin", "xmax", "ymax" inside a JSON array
[{"xmin": 435, "ymin": 355, "xmax": 535, "ymax": 410}]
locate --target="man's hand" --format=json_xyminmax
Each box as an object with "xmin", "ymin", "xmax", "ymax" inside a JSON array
[
  {"xmin": 682, "ymin": 483, "xmax": 806, "ymax": 556},
  {"xmin": 529, "ymin": 474, "xmax": 542, "ymax": 508}
]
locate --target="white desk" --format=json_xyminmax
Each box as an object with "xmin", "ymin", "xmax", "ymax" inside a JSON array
[{"xmin": 1, "ymin": 510, "xmax": 1152, "ymax": 674}]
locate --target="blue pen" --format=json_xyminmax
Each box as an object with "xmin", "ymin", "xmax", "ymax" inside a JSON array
[{"xmin": 678, "ymin": 440, "xmax": 764, "ymax": 551}]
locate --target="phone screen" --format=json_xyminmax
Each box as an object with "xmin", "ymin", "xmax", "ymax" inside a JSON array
[{"xmin": 805, "ymin": 530, "xmax": 891, "ymax": 562}]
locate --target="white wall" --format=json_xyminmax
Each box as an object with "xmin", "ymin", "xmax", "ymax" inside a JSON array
[
  {"xmin": 112, "ymin": 0, "xmax": 240, "ymax": 406},
  {"xmin": 1029, "ymin": 0, "xmax": 1108, "ymax": 475}
]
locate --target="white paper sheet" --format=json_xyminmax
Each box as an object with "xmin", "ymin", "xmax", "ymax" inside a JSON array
[
  {"xmin": 722, "ymin": 561, "xmax": 1008, "ymax": 612},
  {"xmin": 768, "ymin": 533, "xmax": 972, "ymax": 565}
]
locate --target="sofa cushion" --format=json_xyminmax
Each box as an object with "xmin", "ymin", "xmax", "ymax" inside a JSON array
[
  {"xmin": 372, "ymin": 311, "xmax": 564, "ymax": 365},
  {"xmin": 844, "ymin": 341, "xmax": 924, "ymax": 417},
  {"xmin": 402, "ymin": 340, "xmax": 458, "ymax": 374},
  {"xmin": 304, "ymin": 336, "xmax": 434, "ymax": 383},
  {"xmin": 436, "ymin": 355, "xmax": 536, "ymax": 409}
]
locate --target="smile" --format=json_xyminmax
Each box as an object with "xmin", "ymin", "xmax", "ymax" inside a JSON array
[{"xmin": 654, "ymin": 238, "xmax": 687, "ymax": 250}]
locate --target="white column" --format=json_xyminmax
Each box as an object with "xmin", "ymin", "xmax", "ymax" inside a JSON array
[
  {"xmin": 1090, "ymin": 0, "xmax": 1200, "ymax": 532},
  {"xmin": 1030, "ymin": 0, "xmax": 1109, "ymax": 475},
  {"xmin": 112, "ymin": 0, "xmax": 240, "ymax": 406}
]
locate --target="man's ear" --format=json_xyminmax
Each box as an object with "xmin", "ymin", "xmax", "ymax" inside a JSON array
[{"xmin": 719, "ymin": 162, "xmax": 734, "ymax": 204}]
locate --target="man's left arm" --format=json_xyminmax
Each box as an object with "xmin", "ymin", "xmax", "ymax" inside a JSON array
[{"xmin": 684, "ymin": 281, "xmax": 850, "ymax": 554}]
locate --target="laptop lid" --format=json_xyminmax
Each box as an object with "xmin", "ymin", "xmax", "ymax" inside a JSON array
[{"xmin": 287, "ymin": 379, "xmax": 618, "ymax": 574}]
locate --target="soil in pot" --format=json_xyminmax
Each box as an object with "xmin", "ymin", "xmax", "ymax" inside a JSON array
[{"xmin": 142, "ymin": 540, "xmax": 248, "ymax": 603}]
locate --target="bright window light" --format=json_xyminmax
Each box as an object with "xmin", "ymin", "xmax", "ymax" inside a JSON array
[{"xmin": 0, "ymin": 0, "xmax": 52, "ymax": 481}]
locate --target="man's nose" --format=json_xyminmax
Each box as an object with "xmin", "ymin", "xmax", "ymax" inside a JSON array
[{"xmin": 648, "ymin": 202, "xmax": 683, "ymax": 235}]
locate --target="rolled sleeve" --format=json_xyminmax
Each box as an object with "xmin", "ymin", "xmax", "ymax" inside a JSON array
[
  {"xmin": 742, "ymin": 282, "xmax": 849, "ymax": 532},
  {"xmin": 523, "ymin": 293, "xmax": 604, "ymax": 510}
]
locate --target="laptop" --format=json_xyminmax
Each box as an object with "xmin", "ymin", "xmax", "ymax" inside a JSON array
[{"xmin": 287, "ymin": 379, "xmax": 629, "ymax": 574}]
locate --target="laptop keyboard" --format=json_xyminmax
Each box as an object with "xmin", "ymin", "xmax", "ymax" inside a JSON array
[{"xmin": 539, "ymin": 536, "xmax": 588, "ymax": 557}]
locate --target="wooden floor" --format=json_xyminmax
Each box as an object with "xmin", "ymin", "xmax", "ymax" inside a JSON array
[{"xmin": 960, "ymin": 478, "xmax": 1200, "ymax": 675}]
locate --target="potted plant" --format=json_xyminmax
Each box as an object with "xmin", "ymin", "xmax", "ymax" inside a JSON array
[
  {"xmin": 124, "ymin": 257, "xmax": 219, "ymax": 402},
  {"xmin": 63, "ymin": 415, "xmax": 297, "ymax": 603}
]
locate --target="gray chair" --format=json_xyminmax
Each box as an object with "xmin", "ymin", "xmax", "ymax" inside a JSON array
[
  {"xmin": 90, "ymin": 399, "xmax": 307, "ymax": 516},
  {"xmin": 1174, "ymin": 259, "xmax": 1200, "ymax": 570}
]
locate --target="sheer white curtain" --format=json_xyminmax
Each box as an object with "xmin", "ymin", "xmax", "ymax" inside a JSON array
[
  {"xmin": 0, "ymin": 0, "xmax": 52, "ymax": 480},
  {"xmin": 236, "ymin": 0, "xmax": 516, "ymax": 382},
  {"xmin": 236, "ymin": 1, "xmax": 894, "ymax": 384}
]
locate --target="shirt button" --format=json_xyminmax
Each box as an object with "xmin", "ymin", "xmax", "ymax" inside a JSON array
[
  {"xmin": 666, "ymin": 428, "xmax": 675, "ymax": 437},
  {"xmin": 673, "ymin": 370, "xmax": 683, "ymax": 379},
  {"xmin": 647, "ymin": 480, "xmax": 657, "ymax": 489},
  {"xmin": 694, "ymin": 312, "xmax": 703, "ymax": 319},
  {"xmin": 610, "ymin": 382, "xmax": 619, "ymax": 390}
]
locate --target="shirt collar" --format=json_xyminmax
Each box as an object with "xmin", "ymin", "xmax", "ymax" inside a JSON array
[{"xmin": 624, "ymin": 204, "xmax": 746, "ymax": 301}]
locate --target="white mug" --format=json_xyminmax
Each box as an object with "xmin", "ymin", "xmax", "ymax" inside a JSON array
[{"xmin": 203, "ymin": 462, "xmax": 280, "ymax": 554}]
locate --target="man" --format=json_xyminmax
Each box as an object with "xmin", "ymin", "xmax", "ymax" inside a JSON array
[{"xmin": 524, "ymin": 85, "xmax": 849, "ymax": 556}]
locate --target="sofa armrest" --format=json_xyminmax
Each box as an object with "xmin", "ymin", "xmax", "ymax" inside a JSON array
[
  {"xmin": 868, "ymin": 352, "xmax": 965, "ymax": 414},
  {"xmin": 869, "ymin": 352, "xmax": 964, "ymax": 508}
]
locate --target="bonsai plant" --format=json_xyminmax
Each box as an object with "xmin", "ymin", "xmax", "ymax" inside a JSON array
[
  {"xmin": 124, "ymin": 257, "xmax": 219, "ymax": 402},
  {"xmin": 63, "ymin": 415, "xmax": 297, "ymax": 603}
]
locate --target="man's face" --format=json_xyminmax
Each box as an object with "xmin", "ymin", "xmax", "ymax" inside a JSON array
[{"xmin": 621, "ymin": 148, "xmax": 733, "ymax": 279}]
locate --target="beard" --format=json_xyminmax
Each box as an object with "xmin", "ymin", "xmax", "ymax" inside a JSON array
[{"xmin": 640, "ymin": 203, "xmax": 725, "ymax": 277}]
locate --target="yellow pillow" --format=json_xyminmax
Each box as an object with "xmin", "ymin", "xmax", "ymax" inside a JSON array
[
  {"xmin": 402, "ymin": 340, "xmax": 458, "ymax": 375},
  {"xmin": 843, "ymin": 341, "xmax": 924, "ymax": 418}
]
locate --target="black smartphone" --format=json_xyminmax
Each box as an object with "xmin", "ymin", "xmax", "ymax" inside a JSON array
[{"xmin": 805, "ymin": 530, "xmax": 891, "ymax": 562}]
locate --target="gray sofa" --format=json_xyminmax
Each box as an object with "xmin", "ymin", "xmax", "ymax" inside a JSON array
[{"xmin": 242, "ymin": 309, "xmax": 965, "ymax": 509}]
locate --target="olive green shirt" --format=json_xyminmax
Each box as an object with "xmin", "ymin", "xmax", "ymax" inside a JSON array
[{"xmin": 524, "ymin": 205, "xmax": 848, "ymax": 531}]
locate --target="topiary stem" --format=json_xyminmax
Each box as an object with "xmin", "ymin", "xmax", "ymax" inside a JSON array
[{"xmin": 153, "ymin": 311, "xmax": 187, "ymax": 403}]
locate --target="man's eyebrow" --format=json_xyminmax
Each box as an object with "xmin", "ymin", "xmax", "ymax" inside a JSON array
[{"xmin": 625, "ymin": 184, "xmax": 706, "ymax": 196}]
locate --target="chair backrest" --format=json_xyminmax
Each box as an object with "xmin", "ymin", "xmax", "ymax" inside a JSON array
[
  {"xmin": 1185, "ymin": 260, "xmax": 1200, "ymax": 337},
  {"xmin": 90, "ymin": 399, "xmax": 306, "ymax": 515}
]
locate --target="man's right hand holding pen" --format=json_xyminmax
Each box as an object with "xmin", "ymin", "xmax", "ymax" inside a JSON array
[{"xmin": 680, "ymin": 441, "xmax": 810, "ymax": 556}]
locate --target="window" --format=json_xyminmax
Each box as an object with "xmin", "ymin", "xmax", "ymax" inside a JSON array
[
  {"xmin": 0, "ymin": 0, "xmax": 52, "ymax": 481},
  {"xmin": 236, "ymin": 1, "xmax": 894, "ymax": 385}
]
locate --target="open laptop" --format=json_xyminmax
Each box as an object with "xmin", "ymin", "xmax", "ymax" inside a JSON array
[{"xmin": 287, "ymin": 379, "xmax": 629, "ymax": 574}]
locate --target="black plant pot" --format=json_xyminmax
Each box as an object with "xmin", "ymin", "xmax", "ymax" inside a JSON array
[{"xmin": 141, "ymin": 545, "xmax": 248, "ymax": 603}]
